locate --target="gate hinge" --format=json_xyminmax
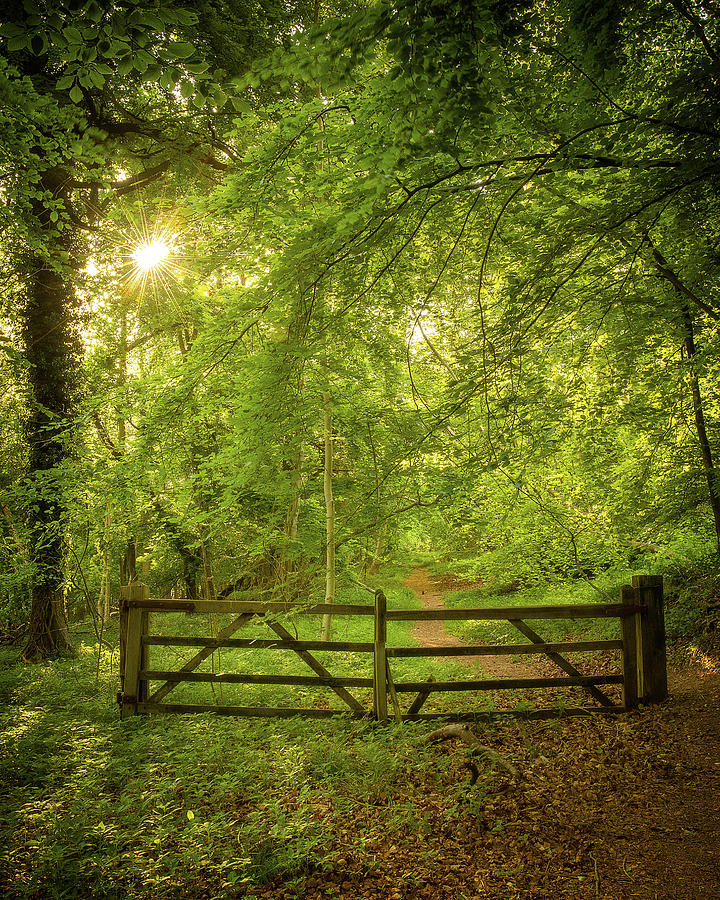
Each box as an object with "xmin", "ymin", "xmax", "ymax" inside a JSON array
[{"xmin": 116, "ymin": 691, "xmax": 137, "ymax": 705}]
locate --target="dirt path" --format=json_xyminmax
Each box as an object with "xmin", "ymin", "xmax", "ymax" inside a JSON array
[
  {"xmin": 254, "ymin": 569, "xmax": 720, "ymax": 899},
  {"xmin": 406, "ymin": 564, "xmax": 543, "ymax": 678},
  {"xmin": 399, "ymin": 564, "xmax": 720, "ymax": 898}
]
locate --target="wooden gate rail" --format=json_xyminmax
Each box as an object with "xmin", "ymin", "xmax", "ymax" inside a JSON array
[
  {"xmin": 119, "ymin": 574, "xmax": 666, "ymax": 721},
  {"xmin": 118, "ymin": 586, "xmax": 376, "ymax": 719}
]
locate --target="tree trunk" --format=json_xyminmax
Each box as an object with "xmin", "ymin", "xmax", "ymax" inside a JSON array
[
  {"xmin": 321, "ymin": 391, "xmax": 335, "ymax": 641},
  {"xmin": 98, "ymin": 503, "xmax": 112, "ymax": 621},
  {"xmin": 650, "ymin": 245, "xmax": 720, "ymax": 552},
  {"xmin": 201, "ymin": 539, "xmax": 216, "ymax": 602},
  {"xmin": 120, "ymin": 538, "xmax": 137, "ymax": 586},
  {"xmin": 21, "ymin": 170, "xmax": 81, "ymax": 659},
  {"xmin": 682, "ymin": 304, "xmax": 720, "ymax": 552}
]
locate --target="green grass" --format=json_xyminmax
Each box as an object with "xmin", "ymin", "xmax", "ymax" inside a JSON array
[
  {"xmin": 0, "ymin": 634, "xmax": 456, "ymax": 899},
  {"xmin": 0, "ymin": 562, "xmax": 641, "ymax": 898},
  {"xmin": 0, "ymin": 566, "xmax": 499, "ymax": 898},
  {"xmin": 438, "ymin": 568, "xmax": 635, "ymax": 646}
]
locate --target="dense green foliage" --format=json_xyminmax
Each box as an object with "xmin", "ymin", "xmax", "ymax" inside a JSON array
[
  {"xmin": 3, "ymin": 6, "xmax": 720, "ymax": 898},
  {"xmin": 0, "ymin": 0, "xmax": 719, "ymax": 648}
]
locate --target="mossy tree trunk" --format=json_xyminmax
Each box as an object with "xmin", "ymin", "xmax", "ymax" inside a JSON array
[{"xmin": 21, "ymin": 169, "xmax": 81, "ymax": 660}]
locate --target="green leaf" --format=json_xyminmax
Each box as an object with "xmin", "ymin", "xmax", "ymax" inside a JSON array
[
  {"xmin": 87, "ymin": 2, "xmax": 103, "ymax": 23},
  {"xmin": 184, "ymin": 61, "xmax": 209, "ymax": 75},
  {"xmin": 175, "ymin": 9, "xmax": 198, "ymax": 25},
  {"xmin": 168, "ymin": 41, "xmax": 195, "ymax": 60},
  {"xmin": 30, "ymin": 33, "xmax": 48, "ymax": 55},
  {"xmin": 69, "ymin": 84, "xmax": 83, "ymax": 103},
  {"xmin": 117, "ymin": 56, "xmax": 133, "ymax": 77},
  {"xmin": 108, "ymin": 40, "xmax": 131, "ymax": 58},
  {"xmin": 144, "ymin": 65, "xmax": 161, "ymax": 83},
  {"xmin": 7, "ymin": 35, "xmax": 28, "ymax": 52},
  {"xmin": 132, "ymin": 54, "xmax": 149, "ymax": 74},
  {"xmin": 212, "ymin": 89, "xmax": 228, "ymax": 109},
  {"xmin": 231, "ymin": 97, "xmax": 251, "ymax": 114},
  {"xmin": 62, "ymin": 26, "xmax": 82, "ymax": 44},
  {"xmin": 139, "ymin": 12, "xmax": 164, "ymax": 32}
]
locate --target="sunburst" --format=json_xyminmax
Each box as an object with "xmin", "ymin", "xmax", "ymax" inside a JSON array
[
  {"xmin": 127, "ymin": 228, "xmax": 179, "ymax": 294},
  {"xmin": 112, "ymin": 205, "xmax": 188, "ymax": 297}
]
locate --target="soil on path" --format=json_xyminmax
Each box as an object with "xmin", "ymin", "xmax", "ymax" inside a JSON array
[
  {"xmin": 406, "ymin": 564, "xmax": 543, "ymax": 679},
  {"xmin": 256, "ymin": 567, "xmax": 720, "ymax": 900}
]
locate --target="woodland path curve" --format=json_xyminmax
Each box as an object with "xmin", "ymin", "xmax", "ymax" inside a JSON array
[{"xmin": 405, "ymin": 564, "xmax": 543, "ymax": 679}]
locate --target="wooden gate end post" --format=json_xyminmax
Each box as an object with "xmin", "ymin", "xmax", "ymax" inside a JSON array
[
  {"xmin": 373, "ymin": 589, "xmax": 388, "ymax": 722},
  {"xmin": 119, "ymin": 585, "xmax": 129, "ymax": 694},
  {"xmin": 632, "ymin": 574, "xmax": 667, "ymax": 703},
  {"xmin": 120, "ymin": 582, "xmax": 150, "ymax": 718},
  {"xmin": 620, "ymin": 585, "xmax": 641, "ymax": 710}
]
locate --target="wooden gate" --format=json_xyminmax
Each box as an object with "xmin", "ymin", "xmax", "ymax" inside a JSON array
[{"xmin": 118, "ymin": 574, "xmax": 666, "ymax": 721}]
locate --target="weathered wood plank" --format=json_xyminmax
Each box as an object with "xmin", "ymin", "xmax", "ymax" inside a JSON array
[
  {"xmin": 633, "ymin": 574, "xmax": 667, "ymax": 703},
  {"xmin": 121, "ymin": 604, "xmax": 144, "ymax": 719},
  {"xmin": 620, "ymin": 585, "xmax": 641, "ymax": 710},
  {"xmin": 143, "ymin": 636, "xmax": 376, "ymax": 653},
  {"xmin": 146, "ymin": 613, "xmax": 254, "ymax": 704},
  {"xmin": 386, "ymin": 603, "xmax": 646, "ymax": 621},
  {"xmin": 385, "ymin": 659, "xmax": 402, "ymax": 723},
  {"xmin": 508, "ymin": 618, "xmax": 614, "ymax": 707},
  {"xmin": 386, "ymin": 640, "xmax": 623, "ymax": 657},
  {"xmin": 141, "ymin": 670, "xmax": 373, "ymax": 688},
  {"xmin": 135, "ymin": 702, "xmax": 622, "ymax": 720},
  {"xmin": 266, "ymin": 621, "xmax": 366, "ymax": 715},
  {"xmin": 128, "ymin": 599, "xmax": 376, "ymax": 616},
  {"xmin": 138, "ymin": 702, "xmax": 365, "ymax": 718},
  {"xmin": 407, "ymin": 675, "xmax": 436, "ymax": 715},
  {"xmin": 393, "ymin": 675, "xmax": 623, "ymax": 692},
  {"xmin": 402, "ymin": 707, "xmax": 625, "ymax": 721},
  {"xmin": 374, "ymin": 590, "xmax": 388, "ymax": 722}
]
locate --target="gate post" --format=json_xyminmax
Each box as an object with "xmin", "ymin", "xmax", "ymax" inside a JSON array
[
  {"xmin": 620, "ymin": 585, "xmax": 642, "ymax": 709},
  {"xmin": 373, "ymin": 589, "xmax": 388, "ymax": 722},
  {"xmin": 633, "ymin": 574, "xmax": 667, "ymax": 703},
  {"xmin": 120, "ymin": 582, "xmax": 150, "ymax": 718}
]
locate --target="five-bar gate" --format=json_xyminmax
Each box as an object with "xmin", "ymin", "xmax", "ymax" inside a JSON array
[{"xmin": 118, "ymin": 574, "xmax": 666, "ymax": 721}]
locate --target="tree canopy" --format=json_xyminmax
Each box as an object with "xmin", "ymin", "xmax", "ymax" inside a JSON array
[{"xmin": 1, "ymin": 0, "xmax": 719, "ymax": 655}]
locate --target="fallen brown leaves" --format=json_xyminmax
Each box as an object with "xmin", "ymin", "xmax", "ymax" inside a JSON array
[{"xmin": 244, "ymin": 662, "xmax": 720, "ymax": 900}]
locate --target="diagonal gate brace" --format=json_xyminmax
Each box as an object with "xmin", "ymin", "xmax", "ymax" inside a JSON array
[
  {"xmin": 147, "ymin": 613, "xmax": 254, "ymax": 704},
  {"xmin": 509, "ymin": 618, "xmax": 614, "ymax": 707},
  {"xmin": 267, "ymin": 621, "xmax": 366, "ymax": 715}
]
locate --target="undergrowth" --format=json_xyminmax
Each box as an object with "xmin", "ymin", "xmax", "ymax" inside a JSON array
[{"xmin": 0, "ymin": 638, "xmax": 460, "ymax": 899}]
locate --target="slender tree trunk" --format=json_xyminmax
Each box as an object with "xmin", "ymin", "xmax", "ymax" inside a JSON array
[
  {"xmin": 285, "ymin": 449, "xmax": 303, "ymax": 542},
  {"xmin": 681, "ymin": 304, "xmax": 720, "ymax": 551},
  {"xmin": 650, "ymin": 245, "xmax": 720, "ymax": 552},
  {"xmin": 321, "ymin": 391, "xmax": 335, "ymax": 641},
  {"xmin": 21, "ymin": 170, "xmax": 81, "ymax": 659},
  {"xmin": 201, "ymin": 539, "xmax": 216, "ymax": 602},
  {"xmin": 368, "ymin": 525, "xmax": 386, "ymax": 575},
  {"xmin": 98, "ymin": 503, "xmax": 112, "ymax": 621}
]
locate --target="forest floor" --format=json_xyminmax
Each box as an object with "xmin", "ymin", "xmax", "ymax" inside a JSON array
[
  {"xmin": 2, "ymin": 567, "xmax": 719, "ymax": 899},
  {"xmin": 254, "ymin": 567, "xmax": 720, "ymax": 900}
]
